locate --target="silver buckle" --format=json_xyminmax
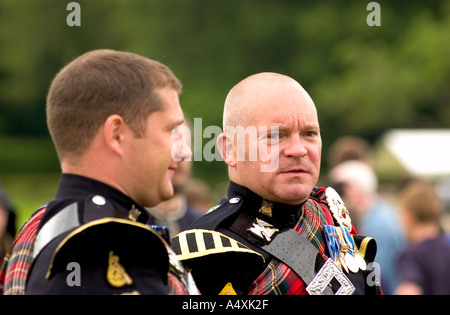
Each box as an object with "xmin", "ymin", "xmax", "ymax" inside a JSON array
[{"xmin": 306, "ymin": 258, "xmax": 355, "ymax": 295}]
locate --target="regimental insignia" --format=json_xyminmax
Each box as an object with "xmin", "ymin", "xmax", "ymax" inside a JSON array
[
  {"xmin": 259, "ymin": 200, "xmax": 273, "ymax": 217},
  {"xmin": 107, "ymin": 251, "xmax": 133, "ymax": 287},
  {"xmin": 247, "ymin": 218, "xmax": 279, "ymax": 243},
  {"xmin": 325, "ymin": 187, "xmax": 352, "ymax": 232},
  {"xmin": 128, "ymin": 205, "xmax": 141, "ymax": 222}
]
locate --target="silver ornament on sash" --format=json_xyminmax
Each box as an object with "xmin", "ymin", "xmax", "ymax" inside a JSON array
[{"xmin": 325, "ymin": 187, "xmax": 352, "ymax": 232}]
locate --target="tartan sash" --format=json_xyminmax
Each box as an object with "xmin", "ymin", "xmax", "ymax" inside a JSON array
[
  {"xmin": 248, "ymin": 190, "xmax": 337, "ymax": 295},
  {"xmin": 0, "ymin": 205, "xmax": 47, "ymax": 295}
]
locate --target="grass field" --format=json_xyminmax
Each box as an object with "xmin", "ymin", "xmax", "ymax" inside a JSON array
[{"xmin": 0, "ymin": 136, "xmax": 59, "ymax": 229}]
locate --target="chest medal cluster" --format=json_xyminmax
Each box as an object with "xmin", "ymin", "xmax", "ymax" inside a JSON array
[
  {"xmin": 241, "ymin": 187, "xmax": 367, "ymax": 295},
  {"xmin": 324, "ymin": 187, "xmax": 367, "ymax": 273}
]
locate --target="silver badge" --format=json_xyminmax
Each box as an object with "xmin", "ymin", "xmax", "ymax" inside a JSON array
[
  {"xmin": 306, "ymin": 258, "xmax": 355, "ymax": 295},
  {"xmin": 326, "ymin": 187, "xmax": 352, "ymax": 232},
  {"xmin": 247, "ymin": 218, "xmax": 279, "ymax": 243}
]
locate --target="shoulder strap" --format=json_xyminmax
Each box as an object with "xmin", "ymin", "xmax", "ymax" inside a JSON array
[
  {"xmin": 172, "ymin": 229, "xmax": 264, "ymax": 262},
  {"xmin": 33, "ymin": 202, "xmax": 79, "ymax": 259},
  {"xmin": 33, "ymin": 194, "xmax": 128, "ymax": 259}
]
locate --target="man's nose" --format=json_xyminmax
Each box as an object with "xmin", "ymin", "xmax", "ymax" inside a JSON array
[{"xmin": 284, "ymin": 134, "xmax": 308, "ymax": 157}]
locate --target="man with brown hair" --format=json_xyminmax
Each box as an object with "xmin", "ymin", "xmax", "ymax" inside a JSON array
[{"xmin": 1, "ymin": 49, "xmax": 197, "ymax": 294}]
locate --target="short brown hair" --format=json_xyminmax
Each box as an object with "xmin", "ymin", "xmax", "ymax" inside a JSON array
[
  {"xmin": 46, "ymin": 49, "xmax": 182, "ymax": 160},
  {"xmin": 399, "ymin": 180, "xmax": 443, "ymax": 224}
]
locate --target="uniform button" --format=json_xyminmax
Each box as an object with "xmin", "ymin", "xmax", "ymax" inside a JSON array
[
  {"xmin": 92, "ymin": 195, "xmax": 106, "ymax": 206},
  {"xmin": 229, "ymin": 197, "xmax": 240, "ymax": 204}
]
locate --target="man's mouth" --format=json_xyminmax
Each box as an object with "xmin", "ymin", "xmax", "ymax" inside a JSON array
[{"xmin": 280, "ymin": 168, "xmax": 308, "ymax": 174}]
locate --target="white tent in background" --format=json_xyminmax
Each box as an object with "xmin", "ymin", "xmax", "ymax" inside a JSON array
[
  {"xmin": 380, "ymin": 129, "xmax": 450, "ymax": 179},
  {"xmin": 376, "ymin": 129, "xmax": 450, "ymax": 212}
]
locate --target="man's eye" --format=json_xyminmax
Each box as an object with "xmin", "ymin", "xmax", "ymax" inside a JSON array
[{"xmin": 304, "ymin": 131, "xmax": 318, "ymax": 138}]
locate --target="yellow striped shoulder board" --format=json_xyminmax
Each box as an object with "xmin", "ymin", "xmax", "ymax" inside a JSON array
[{"xmin": 172, "ymin": 229, "xmax": 264, "ymax": 262}]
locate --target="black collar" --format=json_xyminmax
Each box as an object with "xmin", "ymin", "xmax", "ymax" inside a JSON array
[
  {"xmin": 39, "ymin": 173, "xmax": 150, "ymax": 229},
  {"xmin": 227, "ymin": 181, "xmax": 304, "ymax": 229}
]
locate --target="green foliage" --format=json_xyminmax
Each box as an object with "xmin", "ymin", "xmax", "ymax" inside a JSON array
[
  {"xmin": 0, "ymin": 137, "xmax": 59, "ymax": 172},
  {"xmin": 0, "ymin": 0, "xmax": 449, "ymax": 188}
]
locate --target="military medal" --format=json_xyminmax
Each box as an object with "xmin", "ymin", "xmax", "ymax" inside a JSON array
[
  {"xmin": 343, "ymin": 226, "xmax": 367, "ymax": 271},
  {"xmin": 344, "ymin": 253, "xmax": 358, "ymax": 273},
  {"xmin": 325, "ymin": 187, "xmax": 352, "ymax": 232},
  {"xmin": 324, "ymin": 225, "xmax": 340, "ymax": 265},
  {"xmin": 325, "ymin": 225, "xmax": 364, "ymax": 273},
  {"xmin": 340, "ymin": 226, "xmax": 367, "ymax": 272},
  {"xmin": 336, "ymin": 227, "xmax": 357, "ymax": 273},
  {"xmin": 355, "ymin": 252, "xmax": 367, "ymax": 271},
  {"xmin": 324, "ymin": 225, "xmax": 347, "ymax": 272}
]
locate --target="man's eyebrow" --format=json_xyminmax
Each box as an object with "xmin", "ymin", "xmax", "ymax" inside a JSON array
[
  {"xmin": 273, "ymin": 123, "xmax": 320, "ymax": 131},
  {"xmin": 304, "ymin": 123, "xmax": 320, "ymax": 131},
  {"xmin": 170, "ymin": 118, "xmax": 185, "ymax": 128}
]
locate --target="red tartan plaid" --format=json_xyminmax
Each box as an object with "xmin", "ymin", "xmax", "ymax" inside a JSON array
[
  {"xmin": 0, "ymin": 206, "xmax": 46, "ymax": 295},
  {"xmin": 248, "ymin": 260, "xmax": 307, "ymax": 295},
  {"xmin": 248, "ymin": 190, "xmax": 344, "ymax": 295},
  {"xmin": 168, "ymin": 274, "xmax": 189, "ymax": 295}
]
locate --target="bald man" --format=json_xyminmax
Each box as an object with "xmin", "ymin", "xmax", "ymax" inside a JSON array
[{"xmin": 172, "ymin": 73, "xmax": 381, "ymax": 295}]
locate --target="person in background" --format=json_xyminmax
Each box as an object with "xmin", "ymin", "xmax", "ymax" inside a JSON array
[
  {"xmin": 183, "ymin": 178, "xmax": 213, "ymax": 214},
  {"xmin": 328, "ymin": 160, "xmax": 406, "ymax": 294},
  {"xmin": 0, "ymin": 185, "xmax": 16, "ymax": 262},
  {"xmin": 395, "ymin": 179, "xmax": 450, "ymax": 295},
  {"xmin": 327, "ymin": 135, "xmax": 372, "ymax": 170}
]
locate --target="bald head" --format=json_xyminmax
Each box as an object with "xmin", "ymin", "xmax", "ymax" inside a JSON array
[
  {"xmin": 223, "ymin": 72, "xmax": 315, "ymax": 130},
  {"xmin": 217, "ymin": 72, "xmax": 322, "ymax": 204}
]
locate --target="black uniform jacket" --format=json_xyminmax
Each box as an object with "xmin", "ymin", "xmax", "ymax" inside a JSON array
[
  {"xmin": 172, "ymin": 181, "xmax": 380, "ymax": 295},
  {"xmin": 26, "ymin": 174, "xmax": 170, "ymax": 295}
]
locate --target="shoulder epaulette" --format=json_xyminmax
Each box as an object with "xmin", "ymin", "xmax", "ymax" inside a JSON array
[
  {"xmin": 172, "ymin": 229, "xmax": 264, "ymax": 262},
  {"xmin": 46, "ymin": 217, "xmax": 169, "ymax": 280}
]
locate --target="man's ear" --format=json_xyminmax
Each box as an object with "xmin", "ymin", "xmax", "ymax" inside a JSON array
[
  {"xmin": 217, "ymin": 133, "xmax": 236, "ymax": 167},
  {"xmin": 103, "ymin": 114, "xmax": 127, "ymax": 156}
]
